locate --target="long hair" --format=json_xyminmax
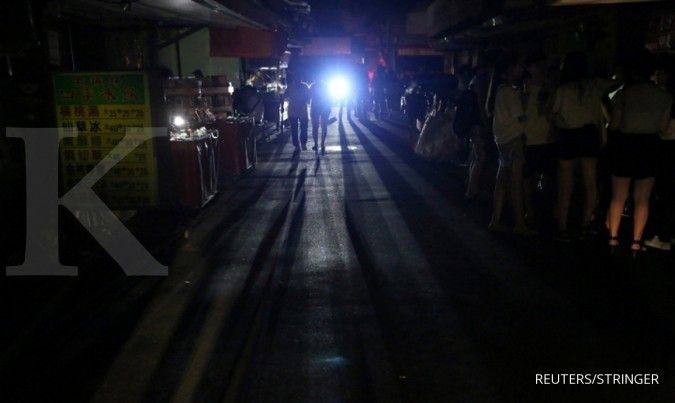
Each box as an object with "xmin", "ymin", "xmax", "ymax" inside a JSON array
[
  {"xmin": 560, "ymin": 51, "xmax": 588, "ymax": 102},
  {"xmin": 624, "ymin": 48, "xmax": 656, "ymax": 84}
]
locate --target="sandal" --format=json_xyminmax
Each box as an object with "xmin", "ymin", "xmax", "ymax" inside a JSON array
[
  {"xmin": 608, "ymin": 236, "xmax": 619, "ymax": 255},
  {"xmin": 554, "ymin": 230, "xmax": 571, "ymax": 243},
  {"xmin": 630, "ymin": 239, "xmax": 646, "ymax": 259}
]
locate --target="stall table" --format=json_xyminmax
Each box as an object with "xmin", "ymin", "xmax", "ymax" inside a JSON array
[
  {"xmin": 211, "ymin": 117, "xmax": 257, "ymax": 180},
  {"xmin": 170, "ymin": 130, "xmax": 218, "ymax": 209}
]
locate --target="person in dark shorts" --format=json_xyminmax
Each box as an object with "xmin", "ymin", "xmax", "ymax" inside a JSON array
[
  {"xmin": 551, "ymin": 52, "xmax": 617, "ymax": 241},
  {"xmin": 606, "ymin": 51, "xmax": 673, "ymax": 256},
  {"xmin": 645, "ymin": 62, "xmax": 675, "ymax": 252}
]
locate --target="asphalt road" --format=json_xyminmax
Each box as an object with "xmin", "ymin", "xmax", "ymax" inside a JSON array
[{"xmin": 2, "ymin": 110, "xmax": 675, "ymax": 402}]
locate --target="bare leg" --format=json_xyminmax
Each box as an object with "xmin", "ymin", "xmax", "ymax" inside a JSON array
[
  {"xmin": 580, "ymin": 157, "xmax": 598, "ymax": 228},
  {"xmin": 607, "ymin": 176, "xmax": 630, "ymax": 242},
  {"xmin": 632, "ymin": 177, "xmax": 655, "ymax": 244},
  {"xmin": 555, "ymin": 159, "xmax": 576, "ymax": 232}
]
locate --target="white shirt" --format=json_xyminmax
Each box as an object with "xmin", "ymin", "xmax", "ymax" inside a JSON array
[
  {"xmin": 493, "ymin": 84, "xmax": 525, "ymax": 145},
  {"xmin": 552, "ymin": 78, "xmax": 615, "ymax": 129},
  {"xmin": 523, "ymin": 84, "xmax": 552, "ymax": 145},
  {"xmin": 611, "ymin": 82, "xmax": 672, "ymax": 135}
]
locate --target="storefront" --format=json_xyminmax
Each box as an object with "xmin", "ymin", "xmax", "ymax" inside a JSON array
[{"xmin": 11, "ymin": 0, "xmax": 294, "ymax": 211}]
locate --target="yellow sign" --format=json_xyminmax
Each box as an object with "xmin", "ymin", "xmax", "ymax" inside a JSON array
[{"xmin": 54, "ymin": 72, "xmax": 158, "ymax": 209}]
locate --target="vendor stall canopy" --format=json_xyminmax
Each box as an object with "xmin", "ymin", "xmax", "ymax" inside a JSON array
[{"xmin": 54, "ymin": 0, "xmax": 268, "ymax": 29}]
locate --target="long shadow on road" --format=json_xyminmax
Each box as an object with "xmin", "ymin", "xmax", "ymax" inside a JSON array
[{"xmin": 344, "ymin": 116, "xmax": 675, "ymax": 402}]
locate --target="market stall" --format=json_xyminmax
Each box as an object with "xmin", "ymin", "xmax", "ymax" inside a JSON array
[
  {"xmin": 199, "ymin": 75, "xmax": 258, "ymax": 179},
  {"xmin": 165, "ymin": 77, "xmax": 219, "ymax": 209},
  {"xmin": 210, "ymin": 116, "xmax": 256, "ymax": 179},
  {"xmin": 169, "ymin": 128, "xmax": 218, "ymax": 209}
]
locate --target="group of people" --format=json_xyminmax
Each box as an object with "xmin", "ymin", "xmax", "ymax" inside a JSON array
[
  {"xmin": 283, "ymin": 74, "xmax": 332, "ymax": 154},
  {"xmin": 282, "ymin": 51, "xmax": 674, "ymax": 257},
  {"xmin": 452, "ymin": 49, "xmax": 674, "ymax": 256},
  {"xmin": 283, "ymin": 65, "xmax": 371, "ymax": 154}
]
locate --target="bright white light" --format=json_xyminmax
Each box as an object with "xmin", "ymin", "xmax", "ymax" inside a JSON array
[
  {"xmin": 173, "ymin": 116, "xmax": 186, "ymax": 126},
  {"xmin": 328, "ymin": 76, "xmax": 350, "ymax": 100}
]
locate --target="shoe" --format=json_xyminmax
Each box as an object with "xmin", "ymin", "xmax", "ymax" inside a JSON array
[
  {"xmin": 312, "ymin": 144, "xmax": 318, "ymax": 151},
  {"xmin": 644, "ymin": 236, "xmax": 672, "ymax": 251},
  {"xmin": 301, "ymin": 144, "xmax": 307, "ymax": 151},
  {"xmin": 630, "ymin": 239, "xmax": 646, "ymax": 258},
  {"xmin": 554, "ymin": 230, "xmax": 571, "ymax": 243},
  {"xmin": 321, "ymin": 145, "xmax": 326, "ymax": 154}
]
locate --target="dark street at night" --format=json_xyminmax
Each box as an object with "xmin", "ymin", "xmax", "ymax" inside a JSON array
[{"xmin": 2, "ymin": 0, "xmax": 675, "ymax": 402}]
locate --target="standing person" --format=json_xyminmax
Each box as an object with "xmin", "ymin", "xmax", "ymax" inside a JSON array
[
  {"xmin": 488, "ymin": 55, "xmax": 534, "ymax": 236},
  {"xmin": 285, "ymin": 74, "xmax": 310, "ymax": 152},
  {"xmin": 550, "ymin": 52, "xmax": 617, "ymax": 242},
  {"xmin": 385, "ymin": 69, "xmax": 400, "ymax": 116},
  {"xmin": 405, "ymin": 83, "xmax": 426, "ymax": 131},
  {"xmin": 606, "ymin": 52, "xmax": 672, "ymax": 256},
  {"xmin": 310, "ymin": 79, "xmax": 331, "ymax": 154},
  {"xmin": 434, "ymin": 73, "xmax": 459, "ymax": 115},
  {"xmin": 645, "ymin": 61, "xmax": 675, "ymax": 252},
  {"xmin": 338, "ymin": 63, "xmax": 355, "ymax": 119},
  {"xmin": 352, "ymin": 62, "xmax": 369, "ymax": 120},
  {"xmin": 373, "ymin": 65, "xmax": 387, "ymax": 120},
  {"xmin": 455, "ymin": 67, "xmax": 487, "ymax": 201},
  {"xmin": 522, "ymin": 53, "xmax": 556, "ymax": 227}
]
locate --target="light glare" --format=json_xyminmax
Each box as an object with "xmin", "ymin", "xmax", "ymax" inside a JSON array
[
  {"xmin": 328, "ymin": 76, "xmax": 350, "ymax": 99},
  {"xmin": 173, "ymin": 116, "xmax": 186, "ymax": 126}
]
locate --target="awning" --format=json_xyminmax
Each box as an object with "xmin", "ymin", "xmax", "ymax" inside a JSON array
[
  {"xmin": 301, "ymin": 37, "xmax": 352, "ymax": 56},
  {"xmin": 210, "ymin": 27, "xmax": 288, "ymax": 58},
  {"xmin": 58, "ymin": 0, "xmax": 268, "ymax": 29},
  {"xmin": 430, "ymin": 6, "xmax": 608, "ymax": 49}
]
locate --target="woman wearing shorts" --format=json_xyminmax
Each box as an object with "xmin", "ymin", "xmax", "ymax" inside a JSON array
[
  {"xmin": 606, "ymin": 53, "xmax": 672, "ymax": 257},
  {"xmin": 645, "ymin": 62, "xmax": 675, "ymax": 252},
  {"xmin": 551, "ymin": 52, "xmax": 616, "ymax": 242}
]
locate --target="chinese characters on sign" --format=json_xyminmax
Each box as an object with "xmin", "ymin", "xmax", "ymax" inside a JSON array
[{"xmin": 54, "ymin": 72, "xmax": 158, "ymax": 208}]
